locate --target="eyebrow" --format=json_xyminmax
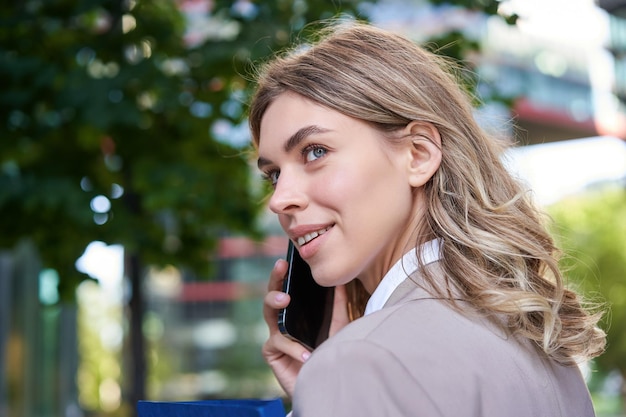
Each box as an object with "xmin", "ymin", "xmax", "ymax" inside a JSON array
[{"xmin": 257, "ymin": 125, "xmax": 331, "ymax": 169}]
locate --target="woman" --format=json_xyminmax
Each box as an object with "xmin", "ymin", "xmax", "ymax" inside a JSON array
[{"xmin": 248, "ymin": 21, "xmax": 606, "ymax": 416}]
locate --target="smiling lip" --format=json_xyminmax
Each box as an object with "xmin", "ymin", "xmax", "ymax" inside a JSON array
[{"xmin": 291, "ymin": 225, "xmax": 333, "ymax": 247}]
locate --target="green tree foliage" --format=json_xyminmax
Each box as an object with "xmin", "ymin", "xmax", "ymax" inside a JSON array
[
  {"xmin": 0, "ymin": 0, "xmax": 368, "ymax": 410},
  {"xmin": 549, "ymin": 186, "xmax": 626, "ymax": 378},
  {"xmin": 1, "ymin": 0, "xmax": 249, "ymax": 295},
  {"xmin": 0, "ymin": 0, "xmax": 369, "ymax": 295}
]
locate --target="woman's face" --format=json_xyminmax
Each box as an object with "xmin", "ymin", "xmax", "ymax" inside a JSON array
[{"xmin": 257, "ymin": 92, "xmax": 423, "ymax": 292}]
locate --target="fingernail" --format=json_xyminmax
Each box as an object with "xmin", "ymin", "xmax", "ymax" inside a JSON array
[
  {"xmin": 275, "ymin": 293, "xmax": 287, "ymax": 302},
  {"xmin": 302, "ymin": 351, "xmax": 311, "ymax": 362}
]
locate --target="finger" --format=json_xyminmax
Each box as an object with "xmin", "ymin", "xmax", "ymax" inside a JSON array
[
  {"xmin": 264, "ymin": 332, "xmax": 311, "ymax": 363},
  {"xmin": 268, "ymin": 259, "xmax": 289, "ymax": 292},
  {"xmin": 265, "ymin": 290, "xmax": 291, "ymax": 309},
  {"xmin": 263, "ymin": 290, "xmax": 290, "ymax": 328},
  {"xmin": 329, "ymin": 284, "xmax": 350, "ymax": 336},
  {"xmin": 263, "ymin": 259, "xmax": 290, "ymax": 328},
  {"xmin": 264, "ymin": 291, "xmax": 290, "ymax": 318}
]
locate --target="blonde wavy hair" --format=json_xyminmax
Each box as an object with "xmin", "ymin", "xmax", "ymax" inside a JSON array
[{"xmin": 248, "ymin": 21, "xmax": 605, "ymax": 364}]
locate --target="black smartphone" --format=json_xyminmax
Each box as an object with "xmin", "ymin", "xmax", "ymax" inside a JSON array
[{"xmin": 278, "ymin": 241, "xmax": 335, "ymax": 350}]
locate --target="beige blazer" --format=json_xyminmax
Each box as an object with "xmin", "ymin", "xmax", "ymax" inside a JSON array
[{"xmin": 292, "ymin": 262, "xmax": 595, "ymax": 417}]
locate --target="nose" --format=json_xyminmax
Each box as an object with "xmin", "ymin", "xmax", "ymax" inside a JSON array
[{"xmin": 268, "ymin": 169, "xmax": 308, "ymax": 214}]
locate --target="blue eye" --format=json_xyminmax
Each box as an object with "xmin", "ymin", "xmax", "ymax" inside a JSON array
[
  {"xmin": 304, "ymin": 146, "xmax": 327, "ymax": 162},
  {"xmin": 264, "ymin": 170, "xmax": 279, "ymax": 187}
]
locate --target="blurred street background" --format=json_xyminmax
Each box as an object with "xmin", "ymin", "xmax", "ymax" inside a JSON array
[{"xmin": 1, "ymin": 0, "xmax": 626, "ymax": 416}]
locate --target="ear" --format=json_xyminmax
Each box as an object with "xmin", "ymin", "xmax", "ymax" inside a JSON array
[{"xmin": 401, "ymin": 121, "xmax": 442, "ymax": 188}]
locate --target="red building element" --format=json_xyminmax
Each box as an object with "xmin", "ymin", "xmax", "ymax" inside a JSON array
[{"xmin": 217, "ymin": 235, "xmax": 288, "ymax": 259}]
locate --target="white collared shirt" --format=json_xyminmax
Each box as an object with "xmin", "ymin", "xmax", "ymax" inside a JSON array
[{"xmin": 363, "ymin": 239, "xmax": 441, "ymax": 316}]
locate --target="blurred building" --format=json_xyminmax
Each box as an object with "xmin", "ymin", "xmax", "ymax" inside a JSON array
[
  {"xmin": 140, "ymin": 232, "xmax": 288, "ymax": 401},
  {"xmin": 598, "ymin": 0, "xmax": 626, "ymax": 136},
  {"xmin": 371, "ymin": 0, "xmax": 626, "ymax": 143},
  {"xmin": 0, "ymin": 241, "xmax": 79, "ymax": 417}
]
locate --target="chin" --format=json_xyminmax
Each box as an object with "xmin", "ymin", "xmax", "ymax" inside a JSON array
[
  {"xmin": 312, "ymin": 276, "xmax": 336, "ymax": 288},
  {"xmin": 311, "ymin": 268, "xmax": 353, "ymax": 288},
  {"xmin": 309, "ymin": 268, "xmax": 334, "ymax": 287}
]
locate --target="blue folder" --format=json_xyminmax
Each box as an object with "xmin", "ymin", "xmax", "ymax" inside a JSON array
[{"xmin": 137, "ymin": 398, "xmax": 286, "ymax": 417}]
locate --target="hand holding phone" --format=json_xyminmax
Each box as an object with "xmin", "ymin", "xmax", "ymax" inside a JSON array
[{"xmin": 278, "ymin": 242, "xmax": 335, "ymax": 350}]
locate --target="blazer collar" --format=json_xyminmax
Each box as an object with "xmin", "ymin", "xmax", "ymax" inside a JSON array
[
  {"xmin": 365, "ymin": 239, "xmax": 442, "ymax": 315},
  {"xmin": 384, "ymin": 261, "xmax": 446, "ymax": 308}
]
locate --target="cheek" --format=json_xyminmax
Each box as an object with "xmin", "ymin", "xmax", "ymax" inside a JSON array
[
  {"xmin": 315, "ymin": 163, "xmax": 402, "ymax": 232},
  {"xmin": 334, "ymin": 159, "xmax": 399, "ymax": 199},
  {"xmin": 313, "ymin": 166, "xmax": 366, "ymax": 207},
  {"xmin": 278, "ymin": 215, "xmax": 290, "ymax": 233}
]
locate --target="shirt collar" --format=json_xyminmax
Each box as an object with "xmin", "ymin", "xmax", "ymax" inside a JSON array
[{"xmin": 363, "ymin": 238, "xmax": 441, "ymax": 316}]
